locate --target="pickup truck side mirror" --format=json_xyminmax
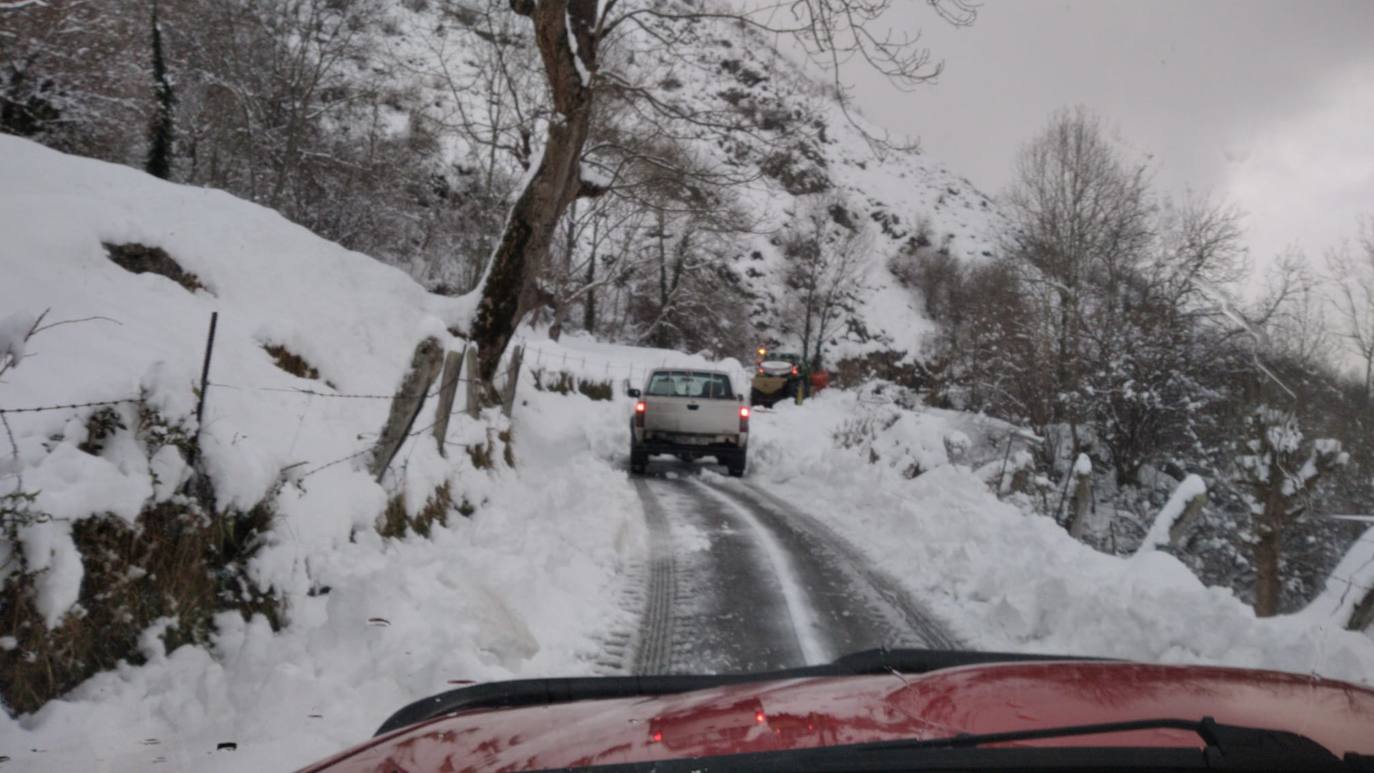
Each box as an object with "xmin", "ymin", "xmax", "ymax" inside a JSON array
[{"xmin": 627, "ymin": 387, "xmax": 642, "ymax": 398}]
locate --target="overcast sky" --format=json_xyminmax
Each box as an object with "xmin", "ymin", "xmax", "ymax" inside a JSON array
[{"xmin": 821, "ymin": 0, "xmax": 1374, "ymax": 287}]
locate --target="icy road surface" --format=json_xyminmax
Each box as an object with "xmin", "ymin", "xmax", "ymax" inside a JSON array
[{"xmin": 628, "ymin": 462, "xmax": 958, "ymax": 674}]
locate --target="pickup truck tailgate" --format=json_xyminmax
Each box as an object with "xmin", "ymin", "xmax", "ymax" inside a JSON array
[{"xmin": 644, "ymin": 396, "xmax": 737, "ymax": 435}]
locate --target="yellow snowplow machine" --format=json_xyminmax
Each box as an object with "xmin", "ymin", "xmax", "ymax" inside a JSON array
[{"xmin": 750, "ymin": 351, "xmax": 804, "ymax": 407}]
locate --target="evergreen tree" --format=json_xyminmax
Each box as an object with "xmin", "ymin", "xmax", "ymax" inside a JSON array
[{"xmin": 145, "ymin": 0, "xmax": 175, "ymax": 180}]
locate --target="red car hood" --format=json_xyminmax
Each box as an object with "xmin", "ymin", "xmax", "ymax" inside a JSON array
[{"xmin": 303, "ymin": 661, "xmax": 1374, "ymax": 772}]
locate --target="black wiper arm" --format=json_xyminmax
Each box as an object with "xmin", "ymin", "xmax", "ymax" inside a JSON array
[
  {"xmin": 857, "ymin": 715, "xmax": 1344, "ymax": 768},
  {"xmin": 564, "ymin": 717, "xmax": 1360, "ymax": 773},
  {"xmin": 858, "ymin": 715, "xmax": 1295, "ymax": 751}
]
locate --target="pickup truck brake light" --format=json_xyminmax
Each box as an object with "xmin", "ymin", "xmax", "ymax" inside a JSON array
[
  {"xmin": 634, "ymin": 400, "xmax": 647, "ymax": 428},
  {"xmin": 790, "ymin": 365, "xmax": 799, "ymax": 376},
  {"xmin": 739, "ymin": 405, "xmax": 750, "ymax": 432}
]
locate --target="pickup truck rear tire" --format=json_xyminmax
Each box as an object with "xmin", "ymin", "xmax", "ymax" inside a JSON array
[
  {"xmin": 629, "ymin": 445, "xmax": 648, "ymax": 475},
  {"xmin": 724, "ymin": 450, "xmax": 747, "ymax": 478}
]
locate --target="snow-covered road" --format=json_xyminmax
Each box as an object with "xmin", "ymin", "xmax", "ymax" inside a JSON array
[{"xmin": 627, "ymin": 462, "xmax": 958, "ymax": 674}]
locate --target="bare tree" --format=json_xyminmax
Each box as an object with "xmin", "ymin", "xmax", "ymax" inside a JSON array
[
  {"xmin": 542, "ymin": 193, "xmax": 654, "ymax": 339},
  {"xmin": 145, "ymin": 0, "xmax": 175, "ymax": 180},
  {"xmin": 1267, "ymin": 250, "xmax": 1334, "ymax": 370},
  {"xmin": 1235, "ymin": 407, "xmax": 1347, "ymax": 617},
  {"xmin": 0, "ymin": 0, "xmax": 146, "ymax": 161},
  {"xmin": 175, "ymin": 0, "xmax": 387, "ymax": 206},
  {"xmin": 781, "ymin": 194, "xmax": 868, "ymax": 369},
  {"xmin": 1003, "ymin": 106, "xmax": 1153, "ymax": 457},
  {"xmin": 1329, "ymin": 216, "xmax": 1374, "ymax": 405},
  {"xmin": 466, "ymin": 0, "xmax": 976, "ymax": 384}
]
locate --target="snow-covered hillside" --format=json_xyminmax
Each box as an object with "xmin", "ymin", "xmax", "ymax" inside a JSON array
[
  {"xmin": 744, "ymin": 387, "xmax": 1374, "ymax": 683},
  {"xmin": 377, "ymin": 0, "xmax": 1007, "ymax": 362},
  {"xmin": 3, "ymin": 138, "xmax": 1372, "ymax": 772},
  {"xmin": 0, "ymin": 136, "xmax": 653, "ymax": 769},
  {"xmin": 637, "ymin": 19, "xmax": 1008, "ymax": 359}
]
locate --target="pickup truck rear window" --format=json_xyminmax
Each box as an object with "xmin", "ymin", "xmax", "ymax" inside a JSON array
[{"xmin": 646, "ymin": 371, "xmax": 733, "ymax": 399}]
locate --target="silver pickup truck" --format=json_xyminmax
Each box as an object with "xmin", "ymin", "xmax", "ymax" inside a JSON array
[{"xmin": 628, "ymin": 368, "xmax": 749, "ymax": 477}]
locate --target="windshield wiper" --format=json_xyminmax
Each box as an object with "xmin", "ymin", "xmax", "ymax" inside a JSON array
[
  {"xmin": 374, "ymin": 648, "xmax": 1106, "ymax": 736},
  {"xmin": 565, "ymin": 716, "xmax": 1367, "ymax": 772}
]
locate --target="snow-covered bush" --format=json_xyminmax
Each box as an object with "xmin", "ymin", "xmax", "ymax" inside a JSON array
[{"xmin": 0, "ymin": 395, "xmax": 281, "ymax": 715}]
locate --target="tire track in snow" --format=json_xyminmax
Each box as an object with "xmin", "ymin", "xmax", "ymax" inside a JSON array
[
  {"xmin": 634, "ymin": 472, "xmax": 805, "ymax": 673},
  {"xmin": 719, "ymin": 480, "xmax": 962, "ymax": 651},
  {"xmin": 630, "ymin": 478, "xmax": 677, "ymax": 673},
  {"xmin": 625, "ymin": 461, "xmax": 960, "ymax": 675},
  {"xmin": 689, "ymin": 480, "xmax": 831, "ymax": 665}
]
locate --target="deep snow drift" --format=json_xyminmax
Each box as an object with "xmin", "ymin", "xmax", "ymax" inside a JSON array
[
  {"xmin": 0, "ymin": 136, "xmax": 653, "ymax": 770},
  {"xmin": 738, "ymin": 385, "xmax": 1374, "ymax": 685}
]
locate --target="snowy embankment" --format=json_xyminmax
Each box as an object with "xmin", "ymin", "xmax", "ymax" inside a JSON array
[
  {"xmin": 0, "ymin": 136, "xmax": 646, "ymax": 771},
  {"xmin": 744, "ymin": 386, "xmax": 1374, "ymax": 686}
]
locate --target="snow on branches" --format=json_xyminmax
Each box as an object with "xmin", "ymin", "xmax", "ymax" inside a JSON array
[{"xmin": 1234, "ymin": 406, "xmax": 1348, "ymax": 616}]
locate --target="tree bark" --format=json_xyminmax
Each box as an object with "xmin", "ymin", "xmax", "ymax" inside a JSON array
[
  {"xmin": 1067, "ymin": 458, "xmax": 1092, "ymax": 539},
  {"xmin": 1365, "ymin": 354, "xmax": 1372, "ymax": 408},
  {"xmin": 145, "ymin": 0, "xmax": 175, "ymax": 180},
  {"xmin": 471, "ymin": 0, "xmax": 598, "ymax": 383},
  {"xmin": 1253, "ymin": 451, "xmax": 1288, "ymax": 618},
  {"xmin": 1349, "ymin": 586, "xmax": 1374, "ymax": 632},
  {"xmin": 1253, "ymin": 523, "xmax": 1280, "ymax": 618},
  {"xmin": 582, "ymin": 236, "xmax": 597, "ymax": 334}
]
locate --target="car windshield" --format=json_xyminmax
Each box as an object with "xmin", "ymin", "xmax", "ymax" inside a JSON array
[
  {"xmin": 3, "ymin": 1, "xmax": 1372, "ymax": 772},
  {"xmin": 647, "ymin": 371, "xmax": 732, "ymax": 398}
]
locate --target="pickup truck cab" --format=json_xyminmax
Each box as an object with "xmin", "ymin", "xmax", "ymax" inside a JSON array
[{"xmin": 628, "ymin": 368, "xmax": 748, "ymax": 477}]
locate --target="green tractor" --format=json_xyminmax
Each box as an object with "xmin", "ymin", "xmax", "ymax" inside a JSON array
[{"xmin": 750, "ymin": 349, "xmax": 807, "ymax": 407}]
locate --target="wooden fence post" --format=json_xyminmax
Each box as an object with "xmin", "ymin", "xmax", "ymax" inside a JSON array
[
  {"xmin": 432, "ymin": 347, "xmax": 464, "ymax": 456},
  {"xmin": 369, "ymin": 337, "xmax": 444, "ymax": 481},
  {"xmin": 501, "ymin": 345, "xmax": 524, "ymax": 417},
  {"xmin": 189, "ymin": 311, "xmax": 218, "ymax": 466},
  {"xmin": 464, "ymin": 347, "xmax": 482, "ymax": 419}
]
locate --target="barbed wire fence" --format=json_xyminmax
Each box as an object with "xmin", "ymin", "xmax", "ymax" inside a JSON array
[
  {"xmin": 1, "ymin": 320, "xmax": 726, "ymax": 502},
  {"xmin": 513, "ymin": 336, "xmax": 753, "ymax": 393}
]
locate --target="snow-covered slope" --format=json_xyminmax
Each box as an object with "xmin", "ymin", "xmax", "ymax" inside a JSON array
[
  {"xmin": 0, "ymin": 136, "xmax": 648, "ymax": 770},
  {"xmin": 378, "ymin": 0, "xmax": 1006, "ymax": 360},
  {"xmin": 4, "ymin": 134, "xmax": 1372, "ymax": 771},
  {"xmin": 616, "ymin": 15, "xmax": 1008, "ymax": 359},
  {"xmin": 741, "ymin": 386, "xmax": 1374, "ymax": 686}
]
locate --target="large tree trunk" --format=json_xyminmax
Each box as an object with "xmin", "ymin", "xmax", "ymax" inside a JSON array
[
  {"xmin": 1253, "ymin": 523, "xmax": 1280, "ymax": 618},
  {"xmin": 1252, "ymin": 461, "xmax": 1288, "ymax": 618},
  {"xmin": 471, "ymin": 0, "xmax": 598, "ymax": 383},
  {"xmin": 1365, "ymin": 354, "xmax": 1372, "ymax": 408},
  {"xmin": 145, "ymin": 0, "xmax": 175, "ymax": 180},
  {"xmin": 582, "ymin": 236, "xmax": 597, "ymax": 334}
]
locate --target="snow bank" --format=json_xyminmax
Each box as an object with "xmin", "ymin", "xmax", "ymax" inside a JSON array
[
  {"xmin": 1, "ymin": 383, "xmax": 646, "ymax": 771},
  {"xmin": 517, "ymin": 327, "xmax": 750, "ymax": 397},
  {"xmin": 1302, "ymin": 528, "xmax": 1374, "ymax": 626},
  {"xmin": 1137, "ymin": 474, "xmax": 1207, "ymax": 554},
  {"xmin": 0, "ymin": 310, "xmax": 35, "ymax": 372},
  {"xmin": 744, "ymin": 387, "xmax": 1374, "ymax": 686},
  {"xmin": 0, "ymin": 137, "xmax": 647, "ymax": 771}
]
